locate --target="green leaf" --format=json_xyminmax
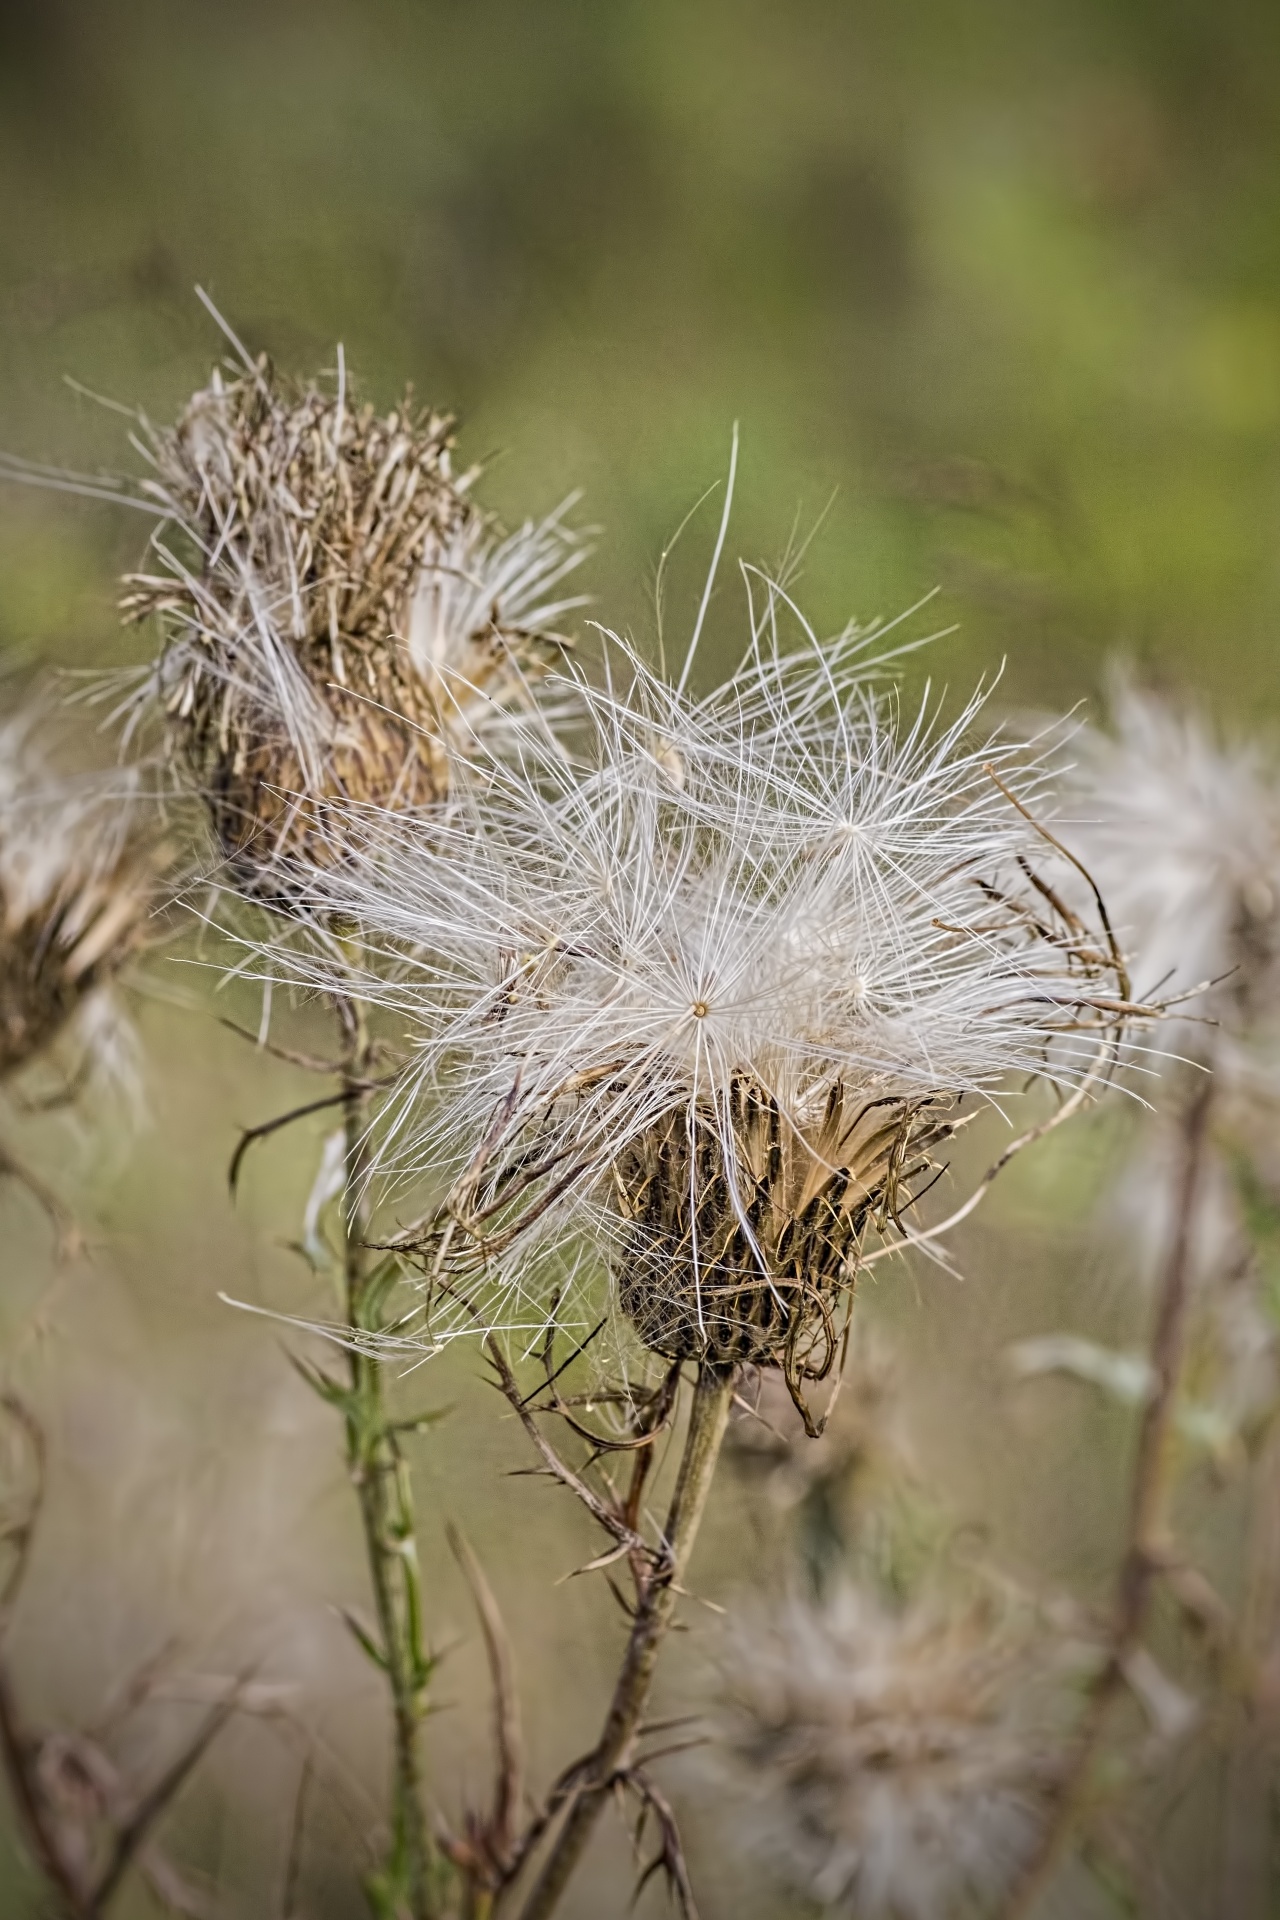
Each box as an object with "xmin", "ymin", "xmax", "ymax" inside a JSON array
[
  {"xmin": 340, "ymin": 1606, "xmax": 389, "ymax": 1672},
  {"xmin": 285, "ymin": 1348, "xmax": 360, "ymax": 1418},
  {"xmin": 389, "ymin": 1403, "xmax": 454, "ymax": 1436}
]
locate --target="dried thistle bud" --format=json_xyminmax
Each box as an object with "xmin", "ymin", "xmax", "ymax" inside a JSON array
[
  {"xmin": 122, "ymin": 354, "xmax": 586, "ymax": 899},
  {"xmin": 715, "ymin": 1585, "xmax": 1064, "ymax": 1919},
  {"xmin": 615, "ymin": 1075, "xmax": 954, "ymax": 1369},
  {"xmin": 0, "ymin": 707, "xmax": 155, "ymax": 1081}
]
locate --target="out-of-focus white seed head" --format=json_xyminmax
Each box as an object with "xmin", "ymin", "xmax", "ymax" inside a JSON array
[
  {"xmin": 118, "ymin": 352, "xmax": 588, "ymax": 904},
  {"xmin": 1066, "ymin": 679, "xmax": 1280, "ymax": 1037},
  {"xmin": 1066, "ymin": 679, "xmax": 1280, "ymax": 1298},
  {"xmin": 713, "ymin": 1584, "xmax": 1064, "ymax": 1920}
]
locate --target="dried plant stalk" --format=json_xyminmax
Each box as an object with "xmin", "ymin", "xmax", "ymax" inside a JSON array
[
  {"xmin": 1000, "ymin": 1073, "xmax": 1214, "ymax": 1919},
  {"xmin": 507, "ymin": 1362, "xmax": 734, "ymax": 1920}
]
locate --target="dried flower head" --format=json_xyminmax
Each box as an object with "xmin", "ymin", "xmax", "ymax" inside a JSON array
[
  {"xmin": 279, "ymin": 591, "xmax": 1143, "ymax": 1389},
  {"xmin": 714, "ymin": 1584, "xmax": 1063, "ymax": 1919},
  {"xmin": 119, "ymin": 347, "xmax": 587, "ymax": 899},
  {"xmin": 1068, "ymin": 679, "xmax": 1280, "ymax": 1288},
  {"xmin": 0, "ymin": 703, "xmax": 155, "ymax": 1082},
  {"xmin": 1067, "ymin": 679, "xmax": 1280, "ymax": 1032}
]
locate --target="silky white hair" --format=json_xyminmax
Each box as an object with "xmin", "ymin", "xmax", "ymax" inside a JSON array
[
  {"xmin": 713, "ymin": 1582, "xmax": 1063, "ymax": 1920},
  {"xmin": 257, "ymin": 574, "xmax": 1145, "ymax": 1353}
]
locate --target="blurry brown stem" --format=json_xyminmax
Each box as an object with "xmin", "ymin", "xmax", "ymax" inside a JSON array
[
  {"xmin": 93, "ymin": 1689, "xmax": 244, "ymax": 1909},
  {"xmin": 337, "ymin": 995, "xmax": 438, "ymax": 1920},
  {"xmin": 0, "ymin": 1396, "xmax": 234, "ymax": 1918},
  {"xmin": 281, "ymin": 1754, "xmax": 313, "ymax": 1919},
  {"xmin": 1002, "ymin": 1073, "xmax": 1214, "ymax": 1920},
  {"xmin": 509, "ymin": 1362, "xmax": 734, "ymax": 1920},
  {"xmin": 1218, "ymin": 1409, "xmax": 1280, "ymax": 1914},
  {"xmin": 0, "ymin": 1660, "xmax": 92, "ymax": 1915},
  {"xmin": 0, "ymin": 1134, "xmax": 83, "ymax": 1261},
  {"xmin": 448, "ymin": 1525, "xmax": 523, "ymax": 1870}
]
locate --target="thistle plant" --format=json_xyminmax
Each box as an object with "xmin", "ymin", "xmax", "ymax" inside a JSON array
[
  {"xmin": 0, "ymin": 697, "xmax": 156, "ymax": 1249},
  {"xmin": 1001, "ymin": 683, "xmax": 1280, "ymax": 1916},
  {"xmin": 274, "ymin": 571, "xmax": 1152, "ymax": 1916},
  {"xmin": 715, "ymin": 1584, "xmax": 1066, "ymax": 1920},
  {"xmin": 103, "ymin": 331, "xmax": 589, "ymax": 1920},
  {"xmin": 116, "ymin": 336, "xmax": 586, "ymax": 903}
]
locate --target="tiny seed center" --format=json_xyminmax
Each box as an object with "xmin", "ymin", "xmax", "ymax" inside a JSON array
[{"xmin": 691, "ymin": 1000, "xmax": 709, "ymax": 1019}]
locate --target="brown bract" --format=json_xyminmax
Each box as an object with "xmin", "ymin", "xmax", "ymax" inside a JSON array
[
  {"xmin": 0, "ymin": 821, "xmax": 154, "ymax": 1082},
  {"xmin": 613, "ymin": 1075, "xmax": 956, "ymax": 1378}
]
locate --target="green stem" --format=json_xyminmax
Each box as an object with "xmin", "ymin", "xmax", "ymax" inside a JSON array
[
  {"xmin": 338, "ymin": 997, "xmax": 438, "ymax": 1919},
  {"xmin": 512, "ymin": 1361, "xmax": 736, "ymax": 1920}
]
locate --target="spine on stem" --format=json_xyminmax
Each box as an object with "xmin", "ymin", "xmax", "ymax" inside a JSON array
[
  {"xmin": 339, "ymin": 997, "xmax": 440, "ymax": 1920},
  {"xmin": 512, "ymin": 1362, "xmax": 735, "ymax": 1920}
]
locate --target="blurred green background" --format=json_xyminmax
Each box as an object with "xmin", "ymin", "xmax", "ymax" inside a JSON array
[
  {"xmin": 3, "ymin": 0, "xmax": 1280, "ymax": 712},
  {"xmin": 1, "ymin": 2, "xmax": 1278, "ymax": 1915}
]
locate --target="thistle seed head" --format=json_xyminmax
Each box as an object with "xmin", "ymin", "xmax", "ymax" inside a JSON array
[
  {"xmin": 0, "ymin": 706, "xmax": 156, "ymax": 1081},
  {"xmin": 715, "ymin": 1585, "xmax": 1063, "ymax": 1920},
  {"xmin": 1067, "ymin": 679, "xmax": 1280, "ymax": 1032},
  {"xmin": 614, "ymin": 1075, "xmax": 954, "ymax": 1370},
  {"xmin": 267, "ymin": 588, "xmax": 1149, "ymax": 1367},
  {"xmin": 122, "ymin": 355, "xmax": 586, "ymax": 901}
]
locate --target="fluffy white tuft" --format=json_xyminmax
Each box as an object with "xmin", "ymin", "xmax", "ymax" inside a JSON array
[
  {"xmin": 1065, "ymin": 679, "xmax": 1280, "ymax": 1035},
  {"xmin": 266, "ymin": 587, "xmax": 1145, "ymax": 1354},
  {"xmin": 713, "ymin": 1583, "xmax": 1063, "ymax": 1920}
]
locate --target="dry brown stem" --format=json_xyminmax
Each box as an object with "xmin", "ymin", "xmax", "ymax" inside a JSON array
[
  {"xmin": 0, "ymin": 1398, "xmax": 237, "ymax": 1918},
  {"xmin": 0, "ymin": 1134, "xmax": 83, "ymax": 1261},
  {"xmin": 485, "ymin": 1353, "xmax": 734, "ymax": 1920},
  {"xmin": 1001, "ymin": 1072, "xmax": 1214, "ymax": 1919},
  {"xmin": 1218, "ymin": 1410, "xmax": 1280, "ymax": 1912}
]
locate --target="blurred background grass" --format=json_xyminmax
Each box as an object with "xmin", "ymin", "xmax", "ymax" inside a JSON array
[{"xmin": 1, "ymin": 2, "xmax": 1277, "ymax": 1914}]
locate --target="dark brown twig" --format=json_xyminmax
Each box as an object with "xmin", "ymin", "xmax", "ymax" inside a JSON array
[
  {"xmin": 280, "ymin": 1753, "xmax": 313, "ymax": 1919},
  {"xmin": 216, "ymin": 1014, "xmax": 347, "ymax": 1076},
  {"xmin": 622, "ymin": 1768, "xmax": 700, "ymax": 1920},
  {"xmin": 0, "ymin": 1398, "xmax": 234, "ymax": 1917},
  {"xmin": 507, "ymin": 1362, "xmax": 735, "ymax": 1920},
  {"xmin": 227, "ymin": 1090, "xmax": 353, "ymax": 1194},
  {"xmin": 93, "ymin": 1683, "xmax": 247, "ymax": 1908},
  {"xmin": 447, "ymin": 1524, "xmax": 524, "ymax": 1876},
  {"xmin": 486, "ymin": 1341, "xmax": 648, "ymax": 1559}
]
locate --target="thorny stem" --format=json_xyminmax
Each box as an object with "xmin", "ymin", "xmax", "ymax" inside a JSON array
[
  {"xmin": 337, "ymin": 995, "xmax": 439, "ymax": 1920},
  {"xmin": 1002, "ymin": 1073, "xmax": 1214, "ymax": 1920},
  {"xmin": 510, "ymin": 1361, "xmax": 735, "ymax": 1920}
]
